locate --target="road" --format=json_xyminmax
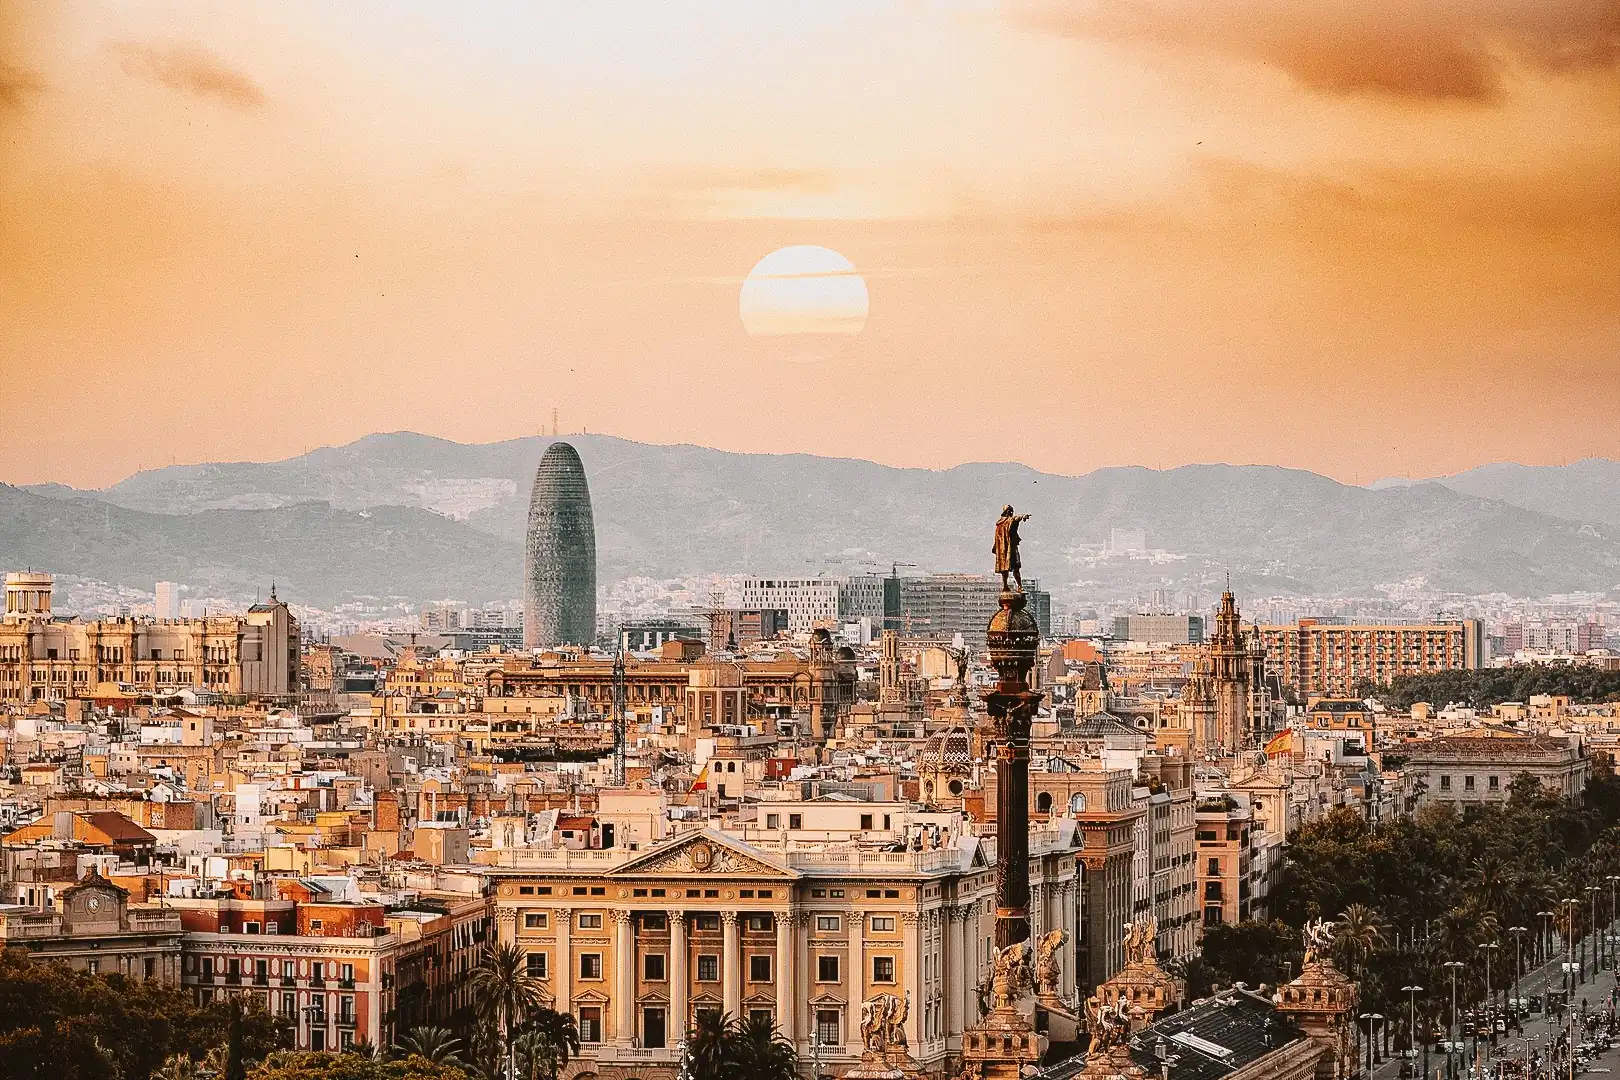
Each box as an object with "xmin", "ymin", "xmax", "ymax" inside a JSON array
[{"xmin": 1364, "ymin": 936, "xmax": 1620, "ymax": 1080}]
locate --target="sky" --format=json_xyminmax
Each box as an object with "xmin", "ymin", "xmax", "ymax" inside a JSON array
[{"xmin": 1, "ymin": 0, "xmax": 1616, "ymax": 489}]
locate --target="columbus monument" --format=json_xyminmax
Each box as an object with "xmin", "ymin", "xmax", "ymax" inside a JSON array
[
  {"xmin": 959, "ymin": 507, "xmax": 1046, "ymax": 1080},
  {"xmin": 523, "ymin": 441, "xmax": 597, "ymax": 648}
]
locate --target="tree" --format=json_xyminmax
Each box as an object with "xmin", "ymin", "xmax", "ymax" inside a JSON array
[
  {"xmin": 467, "ymin": 942, "xmax": 544, "ymax": 1079},
  {"xmin": 0, "ymin": 947, "xmax": 291, "ymax": 1080},
  {"xmin": 394, "ymin": 1027, "xmax": 466, "ymax": 1067},
  {"xmin": 510, "ymin": 1010, "xmax": 579, "ymax": 1080},
  {"xmin": 1334, "ymin": 903, "xmax": 1388, "ymax": 977},
  {"xmin": 247, "ymin": 1051, "xmax": 473, "ymax": 1080},
  {"xmin": 686, "ymin": 1012, "xmax": 799, "ymax": 1080},
  {"xmin": 724, "ymin": 1013, "xmax": 798, "ymax": 1080}
]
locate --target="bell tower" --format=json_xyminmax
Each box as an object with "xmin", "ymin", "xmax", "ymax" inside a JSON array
[{"xmin": 1210, "ymin": 587, "xmax": 1250, "ymax": 751}]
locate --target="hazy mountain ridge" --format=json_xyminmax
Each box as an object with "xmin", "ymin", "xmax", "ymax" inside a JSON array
[{"xmin": 10, "ymin": 435, "xmax": 1620, "ymax": 605}]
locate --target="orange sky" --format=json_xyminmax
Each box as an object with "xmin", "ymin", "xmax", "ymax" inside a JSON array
[{"xmin": 2, "ymin": 0, "xmax": 1616, "ymax": 489}]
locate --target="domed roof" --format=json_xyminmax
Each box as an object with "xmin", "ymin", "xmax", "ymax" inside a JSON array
[{"xmin": 918, "ymin": 725, "xmax": 974, "ymax": 774}]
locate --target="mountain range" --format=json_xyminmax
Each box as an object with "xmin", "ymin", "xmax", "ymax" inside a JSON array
[{"xmin": 4, "ymin": 434, "xmax": 1618, "ymax": 608}]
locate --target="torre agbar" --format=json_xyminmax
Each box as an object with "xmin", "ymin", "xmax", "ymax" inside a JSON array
[{"xmin": 523, "ymin": 441, "xmax": 598, "ymax": 648}]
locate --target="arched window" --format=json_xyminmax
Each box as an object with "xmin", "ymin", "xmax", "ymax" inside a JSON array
[
  {"xmin": 1036, "ymin": 792, "xmax": 1053, "ymax": 814},
  {"xmin": 1069, "ymin": 793, "xmax": 1087, "ymax": 814}
]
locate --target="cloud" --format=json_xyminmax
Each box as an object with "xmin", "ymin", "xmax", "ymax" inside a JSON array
[
  {"xmin": 0, "ymin": 63, "xmax": 43, "ymax": 109},
  {"xmin": 113, "ymin": 42, "xmax": 266, "ymax": 108},
  {"xmin": 1017, "ymin": 0, "xmax": 1620, "ymax": 101}
]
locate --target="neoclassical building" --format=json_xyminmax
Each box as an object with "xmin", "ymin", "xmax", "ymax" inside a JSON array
[{"xmin": 489, "ymin": 827, "xmax": 1085, "ymax": 1079}]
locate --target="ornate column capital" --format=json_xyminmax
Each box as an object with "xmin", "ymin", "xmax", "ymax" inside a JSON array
[
  {"xmin": 555, "ymin": 906, "xmax": 574, "ymax": 922},
  {"xmin": 612, "ymin": 908, "xmax": 634, "ymax": 927},
  {"xmin": 495, "ymin": 907, "xmax": 517, "ymax": 925},
  {"xmin": 667, "ymin": 909, "xmax": 687, "ymax": 926},
  {"xmin": 721, "ymin": 909, "xmax": 739, "ymax": 927}
]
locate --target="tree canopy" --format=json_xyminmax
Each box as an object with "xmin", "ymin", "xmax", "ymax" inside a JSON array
[
  {"xmin": 0, "ymin": 948, "xmax": 291, "ymax": 1080},
  {"xmin": 1370, "ymin": 666, "xmax": 1620, "ymax": 710}
]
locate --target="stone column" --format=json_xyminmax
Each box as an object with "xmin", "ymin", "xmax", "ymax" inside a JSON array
[
  {"xmin": 960, "ymin": 902, "xmax": 978, "ymax": 1029},
  {"xmin": 943, "ymin": 906, "xmax": 962, "ymax": 1043},
  {"xmin": 555, "ymin": 907, "xmax": 573, "ymax": 1015},
  {"xmin": 721, "ymin": 910, "xmax": 742, "ymax": 1020},
  {"xmin": 669, "ymin": 911, "xmax": 689, "ymax": 1040},
  {"xmin": 846, "ymin": 907, "xmax": 864, "ymax": 1056},
  {"xmin": 776, "ymin": 909, "xmax": 796, "ymax": 1042},
  {"xmin": 904, "ymin": 911, "xmax": 923, "ymax": 1048},
  {"xmin": 614, "ymin": 909, "xmax": 635, "ymax": 1045}
]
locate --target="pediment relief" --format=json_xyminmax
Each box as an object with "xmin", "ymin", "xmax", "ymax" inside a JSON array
[
  {"xmin": 608, "ymin": 830, "xmax": 797, "ymax": 880},
  {"xmin": 808, "ymin": 991, "xmax": 846, "ymax": 1006},
  {"xmin": 573, "ymin": 989, "xmax": 611, "ymax": 1004},
  {"xmin": 636, "ymin": 988, "xmax": 671, "ymax": 1004}
]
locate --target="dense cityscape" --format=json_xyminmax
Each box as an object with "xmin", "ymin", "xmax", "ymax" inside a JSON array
[
  {"xmin": 4, "ymin": 2, "xmax": 1617, "ymax": 1078},
  {"xmin": 2, "ymin": 443, "xmax": 1619, "ymax": 1080}
]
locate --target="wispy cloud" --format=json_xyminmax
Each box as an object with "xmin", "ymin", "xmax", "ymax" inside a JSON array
[
  {"xmin": 1015, "ymin": 0, "xmax": 1620, "ymax": 102},
  {"xmin": 0, "ymin": 63, "xmax": 44, "ymax": 109},
  {"xmin": 113, "ymin": 42, "xmax": 266, "ymax": 109}
]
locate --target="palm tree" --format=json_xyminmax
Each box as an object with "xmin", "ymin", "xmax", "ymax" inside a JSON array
[
  {"xmin": 725, "ymin": 1013, "xmax": 798, "ymax": 1080},
  {"xmin": 468, "ymin": 942, "xmax": 545, "ymax": 1080},
  {"xmin": 153, "ymin": 1055, "xmax": 202, "ymax": 1080},
  {"xmin": 1335, "ymin": 903, "xmax": 1389, "ymax": 976},
  {"xmin": 395, "ymin": 1025, "xmax": 467, "ymax": 1066},
  {"xmin": 689, "ymin": 1011, "xmax": 731, "ymax": 1080},
  {"xmin": 1468, "ymin": 855, "xmax": 1508, "ymax": 915},
  {"xmin": 510, "ymin": 1010, "xmax": 580, "ymax": 1080}
]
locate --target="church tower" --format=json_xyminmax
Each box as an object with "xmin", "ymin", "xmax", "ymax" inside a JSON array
[
  {"xmin": 1181, "ymin": 653, "xmax": 1217, "ymax": 753},
  {"xmin": 1210, "ymin": 588, "xmax": 1250, "ymax": 752}
]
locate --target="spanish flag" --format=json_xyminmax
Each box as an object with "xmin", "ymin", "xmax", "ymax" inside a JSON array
[
  {"xmin": 1263, "ymin": 730, "xmax": 1293, "ymax": 758},
  {"xmin": 691, "ymin": 762, "xmax": 710, "ymax": 792}
]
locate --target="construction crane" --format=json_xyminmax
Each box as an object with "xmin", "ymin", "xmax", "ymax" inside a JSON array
[{"xmin": 611, "ymin": 646, "xmax": 627, "ymax": 787}]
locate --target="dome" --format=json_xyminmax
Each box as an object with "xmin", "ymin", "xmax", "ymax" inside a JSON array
[{"xmin": 918, "ymin": 725, "xmax": 974, "ymax": 775}]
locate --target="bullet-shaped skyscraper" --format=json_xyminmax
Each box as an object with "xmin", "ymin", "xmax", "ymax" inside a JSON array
[{"xmin": 523, "ymin": 442, "xmax": 597, "ymax": 647}]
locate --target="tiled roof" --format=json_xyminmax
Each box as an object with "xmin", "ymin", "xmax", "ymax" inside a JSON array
[{"xmin": 1040, "ymin": 990, "xmax": 1304, "ymax": 1080}]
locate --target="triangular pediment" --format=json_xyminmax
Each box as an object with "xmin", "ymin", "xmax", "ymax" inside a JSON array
[
  {"xmin": 636, "ymin": 988, "xmax": 671, "ymax": 1004},
  {"xmin": 608, "ymin": 829, "xmax": 799, "ymax": 880},
  {"xmin": 573, "ymin": 988, "xmax": 611, "ymax": 1004},
  {"xmin": 809, "ymin": 990, "xmax": 847, "ymax": 1006}
]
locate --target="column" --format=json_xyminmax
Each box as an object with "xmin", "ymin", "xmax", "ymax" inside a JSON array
[
  {"xmin": 776, "ymin": 909, "xmax": 796, "ymax": 1043},
  {"xmin": 957, "ymin": 904, "xmax": 973, "ymax": 1031},
  {"xmin": 722, "ymin": 910, "xmax": 742, "ymax": 1020},
  {"xmin": 614, "ymin": 909, "xmax": 635, "ymax": 1045},
  {"xmin": 943, "ymin": 906, "xmax": 961, "ymax": 1044},
  {"xmin": 669, "ymin": 911, "xmax": 689, "ymax": 1040},
  {"xmin": 555, "ymin": 907, "xmax": 573, "ymax": 1015},
  {"xmin": 846, "ymin": 907, "xmax": 864, "ymax": 1056},
  {"xmin": 903, "ymin": 912, "xmax": 923, "ymax": 1048}
]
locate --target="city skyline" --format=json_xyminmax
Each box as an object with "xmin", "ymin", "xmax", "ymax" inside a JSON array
[{"xmin": 3, "ymin": 2, "xmax": 1617, "ymax": 488}]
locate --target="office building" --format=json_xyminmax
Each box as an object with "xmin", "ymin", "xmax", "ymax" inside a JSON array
[{"xmin": 523, "ymin": 442, "xmax": 598, "ymax": 648}]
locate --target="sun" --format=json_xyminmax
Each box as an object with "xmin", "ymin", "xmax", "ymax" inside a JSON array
[{"xmin": 739, "ymin": 245, "xmax": 869, "ymax": 338}]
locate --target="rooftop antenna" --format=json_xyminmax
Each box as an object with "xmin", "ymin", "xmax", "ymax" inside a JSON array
[
  {"xmin": 552, "ymin": 408, "xmax": 558, "ymax": 437},
  {"xmin": 611, "ymin": 645, "xmax": 627, "ymax": 787}
]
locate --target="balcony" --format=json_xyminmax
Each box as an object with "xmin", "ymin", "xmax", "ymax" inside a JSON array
[
  {"xmin": 224, "ymin": 973, "xmax": 242, "ymax": 986},
  {"xmin": 253, "ymin": 975, "xmax": 269, "ymax": 987},
  {"xmin": 281, "ymin": 976, "xmax": 297, "ymax": 987},
  {"xmin": 338, "ymin": 978, "xmax": 355, "ymax": 989},
  {"xmin": 336, "ymin": 1014, "xmax": 358, "ymax": 1028}
]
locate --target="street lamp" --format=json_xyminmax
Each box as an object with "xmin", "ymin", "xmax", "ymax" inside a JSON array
[
  {"xmin": 1563, "ymin": 898, "xmax": 1580, "ymax": 995},
  {"xmin": 1539, "ymin": 910, "xmax": 1557, "ymax": 969},
  {"xmin": 1360, "ymin": 1013, "xmax": 1385, "ymax": 1077},
  {"xmin": 1509, "ymin": 926, "xmax": 1528, "ymax": 1013},
  {"xmin": 1479, "ymin": 940, "xmax": 1499, "ymax": 1040},
  {"xmin": 1402, "ymin": 984, "xmax": 1425, "ymax": 1080},
  {"xmin": 1607, "ymin": 876, "xmax": 1620, "ymax": 972},
  {"xmin": 1586, "ymin": 886, "xmax": 1600, "ymax": 983},
  {"xmin": 1444, "ymin": 960, "xmax": 1466, "ymax": 1080}
]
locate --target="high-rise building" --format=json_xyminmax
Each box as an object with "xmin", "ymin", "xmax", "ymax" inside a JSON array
[
  {"xmin": 154, "ymin": 581, "xmax": 182, "ymax": 620},
  {"xmin": 897, "ymin": 573, "xmax": 1051, "ymax": 644},
  {"xmin": 523, "ymin": 442, "xmax": 597, "ymax": 648},
  {"xmin": 1257, "ymin": 617, "xmax": 1483, "ymax": 697}
]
